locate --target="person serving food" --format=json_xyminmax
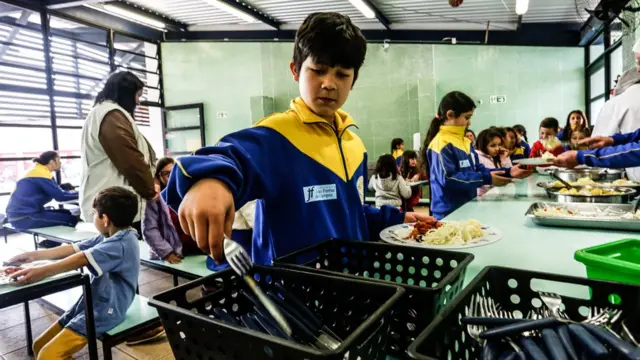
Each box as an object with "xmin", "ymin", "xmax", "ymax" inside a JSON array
[{"xmin": 553, "ymin": 129, "xmax": 640, "ymax": 169}]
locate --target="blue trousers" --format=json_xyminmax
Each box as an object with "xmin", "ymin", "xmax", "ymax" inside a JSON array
[{"xmin": 9, "ymin": 209, "xmax": 79, "ymax": 230}]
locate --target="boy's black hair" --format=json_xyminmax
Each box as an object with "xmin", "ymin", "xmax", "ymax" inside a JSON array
[
  {"xmin": 540, "ymin": 117, "xmax": 560, "ymax": 132},
  {"xmin": 93, "ymin": 186, "xmax": 138, "ymax": 228},
  {"xmin": 390, "ymin": 138, "xmax": 404, "ymax": 153},
  {"xmin": 572, "ymin": 127, "xmax": 591, "ymax": 138},
  {"xmin": 375, "ymin": 154, "xmax": 398, "ymax": 180},
  {"xmin": 293, "ymin": 12, "xmax": 367, "ymax": 85}
]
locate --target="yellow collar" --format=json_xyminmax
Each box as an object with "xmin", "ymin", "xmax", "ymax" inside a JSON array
[
  {"xmin": 25, "ymin": 163, "xmax": 53, "ymax": 179},
  {"xmin": 429, "ymin": 125, "xmax": 471, "ymax": 153},
  {"xmin": 290, "ymin": 97, "xmax": 357, "ymax": 133}
]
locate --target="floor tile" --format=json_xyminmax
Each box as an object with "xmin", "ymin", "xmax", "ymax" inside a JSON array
[
  {"xmin": 76, "ymin": 347, "xmax": 136, "ymax": 360},
  {"xmin": 0, "ymin": 314, "xmax": 58, "ymax": 355},
  {"xmin": 139, "ymin": 278, "xmax": 174, "ymax": 298},
  {"xmin": 0, "ymin": 302, "xmax": 53, "ymax": 331},
  {"xmin": 138, "ymin": 268, "xmax": 170, "ymax": 286},
  {"xmin": 117, "ymin": 337, "xmax": 172, "ymax": 360}
]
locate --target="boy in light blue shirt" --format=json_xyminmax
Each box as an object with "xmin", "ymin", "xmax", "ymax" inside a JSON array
[{"xmin": 6, "ymin": 186, "xmax": 140, "ymax": 360}]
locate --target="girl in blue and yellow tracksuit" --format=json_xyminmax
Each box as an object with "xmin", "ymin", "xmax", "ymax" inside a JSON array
[
  {"xmin": 6, "ymin": 151, "xmax": 79, "ymax": 230},
  {"xmin": 163, "ymin": 98, "xmax": 406, "ymax": 266},
  {"xmin": 423, "ymin": 92, "xmax": 526, "ymax": 220}
]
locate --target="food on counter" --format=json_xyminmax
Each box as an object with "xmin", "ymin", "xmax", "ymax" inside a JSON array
[
  {"xmin": 407, "ymin": 219, "xmax": 485, "ymax": 245},
  {"xmin": 532, "ymin": 204, "xmax": 640, "ymax": 219},
  {"xmin": 549, "ymin": 177, "xmax": 637, "ymax": 188},
  {"xmin": 556, "ymin": 187, "xmax": 623, "ymax": 196}
]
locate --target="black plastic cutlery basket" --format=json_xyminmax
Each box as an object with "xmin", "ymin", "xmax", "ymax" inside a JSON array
[
  {"xmin": 274, "ymin": 239, "xmax": 474, "ymax": 357},
  {"xmin": 148, "ymin": 265, "xmax": 404, "ymax": 360},
  {"xmin": 408, "ymin": 266, "xmax": 640, "ymax": 360}
]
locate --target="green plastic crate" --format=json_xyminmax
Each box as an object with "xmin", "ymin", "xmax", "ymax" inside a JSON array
[{"xmin": 574, "ymin": 238, "xmax": 640, "ymax": 287}]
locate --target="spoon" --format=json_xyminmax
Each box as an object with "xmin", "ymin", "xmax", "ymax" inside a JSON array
[{"xmin": 550, "ymin": 172, "xmax": 573, "ymax": 189}]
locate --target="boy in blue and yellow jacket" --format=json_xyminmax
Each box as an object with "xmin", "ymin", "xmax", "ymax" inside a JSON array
[
  {"xmin": 423, "ymin": 92, "xmax": 532, "ymax": 219},
  {"xmin": 163, "ymin": 13, "xmax": 433, "ymax": 265},
  {"xmin": 7, "ymin": 151, "xmax": 79, "ymax": 230},
  {"xmin": 554, "ymin": 129, "xmax": 640, "ymax": 174}
]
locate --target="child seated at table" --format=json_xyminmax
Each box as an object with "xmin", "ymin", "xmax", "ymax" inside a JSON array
[
  {"xmin": 5, "ymin": 186, "xmax": 140, "ymax": 360},
  {"xmin": 530, "ymin": 117, "xmax": 565, "ymax": 159},
  {"xmin": 143, "ymin": 158, "xmax": 202, "ymax": 264},
  {"xmin": 369, "ymin": 154, "xmax": 412, "ymax": 209},
  {"xmin": 400, "ymin": 151, "xmax": 426, "ymax": 211}
]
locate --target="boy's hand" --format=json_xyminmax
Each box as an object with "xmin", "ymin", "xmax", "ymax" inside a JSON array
[
  {"xmin": 5, "ymin": 252, "xmax": 37, "ymax": 265},
  {"xmin": 490, "ymin": 171, "xmax": 512, "ymax": 186},
  {"xmin": 553, "ymin": 151, "xmax": 579, "ymax": 168},
  {"xmin": 404, "ymin": 212, "xmax": 436, "ymax": 224},
  {"xmin": 9, "ymin": 266, "xmax": 49, "ymax": 285},
  {"xmin": 509, "ymin": 164, "xmax": 533, "ymax": 179},
  {"xmin": 179, "ymin": 178, "xmax": 235, "ymax": 262},
  {"xmin": 165, "ymin": 253, "xmax": 182, "ymax": 264},
  {"xmin": 579, "ymin": 136, "xmax": 614, "ymax": 149}
]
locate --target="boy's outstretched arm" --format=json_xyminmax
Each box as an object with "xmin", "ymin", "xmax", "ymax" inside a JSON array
[
  {"xmin": 9, "ymin": 252, "xmax": 88, "ymax": 285},
  {"xmin": 6, "ymin": 245, "xmax": 76, "ymax": 265},
  {"xmin": 162, "ymin": 127, "xmax": 283, "ymax": 261}
]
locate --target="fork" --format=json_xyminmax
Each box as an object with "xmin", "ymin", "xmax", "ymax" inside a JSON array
[
  {"xmin": 224, "ymin": 236, "xmax": 292, "ymax": 336},
  {"xmin": 467, "ymin": 295, "xmax": 503, "ymax": 359}
]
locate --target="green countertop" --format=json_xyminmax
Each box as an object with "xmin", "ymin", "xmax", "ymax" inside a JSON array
[{"xmin": 443, "ymin": 174, "xmax": 640, "ymax": 294}]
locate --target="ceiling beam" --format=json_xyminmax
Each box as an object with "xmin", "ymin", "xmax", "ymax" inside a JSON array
[
  {"xmin": 165, "ymin": 23, "xmax": 581, "ymax": 47},
  {"xmin": 215, "ymin": 0, "xmax": 280, "ymax": 30},
  {"xmin": 45, "ymin": 0, "xmax": 109, "ymax": 10},
  {"xmin": 97, "ymin": 2, "xmax": 187, "ymax": 32},
  {"xmin": 361, "ymin": 0, "xmax": 390, "ymax": 30}
]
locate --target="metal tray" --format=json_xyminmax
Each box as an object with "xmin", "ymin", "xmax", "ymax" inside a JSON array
[
  {"xmin": 548, "ymin": 186, "xmax": 637, "ymax": 203},
  {"xmin": 525, "ymin": 202, "xmax": 640, "ymax": 231},
  {"xmin": 553, "ymin": 168, "xmax": 624, "ymax": 182}
]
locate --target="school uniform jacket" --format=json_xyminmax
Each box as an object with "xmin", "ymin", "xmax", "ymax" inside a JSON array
[
  {"xmin": 6, "ymin": 163, "xmax": 78, "ymax": 218},
  {"xmin": 577, "ymin": 128, "xmax": 640, "ymax": 168},
  {"xmin": 427, "ymin": 126, "xmax": 508, "ymax": 220},
  {"xmin": 162, "ymin": 98, "xmax": 404, "ymax": 266}
]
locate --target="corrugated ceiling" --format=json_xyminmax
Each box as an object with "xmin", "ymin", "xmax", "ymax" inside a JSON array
[{"xmin": 122, "ymin": 0, "xmax": 597, "ymax": 30}]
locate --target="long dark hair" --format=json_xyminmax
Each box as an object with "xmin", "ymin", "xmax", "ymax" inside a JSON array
[
  {"xmin": 375, "ymin": 154, "xmax": 398, "ymax": 180},
  {"xmin": 94, "ymin": 71, "xmax": 145, "ymax": 118},
  {"xmin": 513, "ymin": 124, "xmax": 528, "ymax": 143},
  {"xmin": 421, "ymin": 91, "xmax": 476, "ymax": 170},
  {"xmin": 476, "ymin": 129, "xmax": 504, "ymax": 168},
  {"xmin": 390, "ymin": 138, "xmax": 404, "ymax": 153},
  {"xmin": 154, "ymin": 157, "xmax": 175, "ymax": 180},
  {"xmin": 400, "ymin": 150, "xmax": 418, "ymax": 178},
  {"xmin": 560, "ymin": 110, "xmax": 588, "ymax": 142},
  {"xmin": 33, "ymin": 151, "xmax": 58, "ymax": 165},
  {"xmin": 503, "ymin": 127, "xmax": 517, "ymax": 150}
]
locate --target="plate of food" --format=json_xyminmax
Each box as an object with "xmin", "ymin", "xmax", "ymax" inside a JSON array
[
  {"xmin": 513, "ymin": 157, "xmax": 554, "ymax": 166},
  {"xmin": 379, "ymin": 219, "xmax": 503, "ymax": 249}
]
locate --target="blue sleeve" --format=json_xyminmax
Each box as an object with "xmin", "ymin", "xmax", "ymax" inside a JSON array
[
  {"xmin": 363, "ymin": 205, "xmax": 405, "ymax": 241},
  {"xmin": 73, "ymin": 235, "xmax": 103, "ymax": 252},
  {"xmin": 162, "ymin": 127, "xmax": 283, "ymax": 212},
  {"xmin": 523, "ymin": 142, "xmax": 531, "ymax": 158},
  {"xmin": 40, "ymin": 179, "xmax": 78, "ymax": 202},
  {"xmin": 577, "ymin": 141, "xmax": 640, "ymax": 168},
  {"xmin": 82, "ymin": 239, "xmax": 123, "ymax": 277},
  {"xmin": 611, "ymin": 129, "xmax": 640, "ymax": 145}
]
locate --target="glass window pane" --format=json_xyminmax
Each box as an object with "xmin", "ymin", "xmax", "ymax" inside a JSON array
[
  {"xmin": 589, "ymin": 34, "xmax": 605, "ymax": 64},
  {"xmin": 590, "ymin": 97, "xmax": 606, "ymax": 126},
  {"xmin": 0, "ymin": 195, "xmax": 9, "ymax": 213},
  {"xmin": 590, "ymin": 66, "xmax": 605, "ymax": 99},
  {"xmin": 165, "ymin": 107, "xmax": 201, "ymax": 128},
  {"xmin": 0, "ymin": 127, "xmax": 53, "ymax": 158},
  {"xmin": 0, "ymin": 159, "xmax": 33, "ymax": 195},
  {"xmin": 60, "ymin": 158, "xmax": 81, "ymax": 187},
  {"xmin": 610, "ymin": 45, "xmax": 624, "ymax": 89},
  {"xmin": 166, "ymin": 130, "xmax": 202, "ymax": 154},
  {"xmin": 57, "ymin": 128, "xmax": 82, "ymax": 156},
  {"xmin": 0, "ymin": 90, "xmax": 51, "ymax": 125}
]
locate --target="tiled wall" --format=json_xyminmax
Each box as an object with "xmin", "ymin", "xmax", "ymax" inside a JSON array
[{"xmin": 162, "ymin": 42, "xmax": 584, "ymax": 159}]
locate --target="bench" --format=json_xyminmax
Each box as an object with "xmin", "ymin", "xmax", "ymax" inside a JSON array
[
  {"xmin": 2, "ymin": 223, "xmax": 96, "ymax": 249},
  {"xmin": 139, "ymin": 241, "xmax": 213, "ymax": 286},
  {"xmin": 41, "ymin": 288, "xmax": 160, "ymax": 360}
]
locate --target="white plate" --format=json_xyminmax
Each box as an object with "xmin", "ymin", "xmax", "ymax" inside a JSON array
[
  {"xmin": 513, "ymin": 158, "xmax": 554, "ymax": 166},
  {"xmin": 379, "ymin": 222, "xmax": 503, "ymax": 249}
]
